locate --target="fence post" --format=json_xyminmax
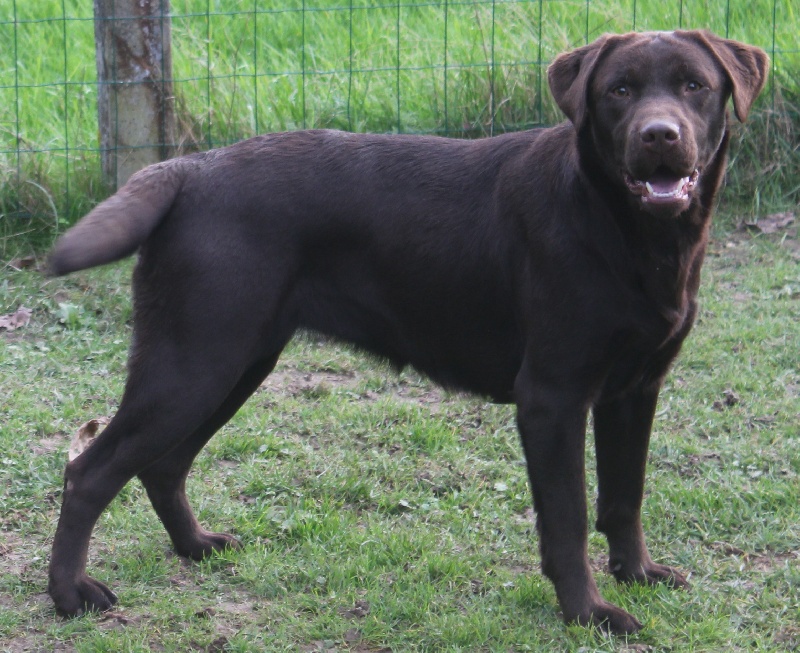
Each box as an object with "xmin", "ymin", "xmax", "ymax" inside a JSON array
[{"xmin": 94, "ymin": 0, "xmax": 175, "ymax": 189}]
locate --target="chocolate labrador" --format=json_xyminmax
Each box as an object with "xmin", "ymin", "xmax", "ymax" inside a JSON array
[{"xmin": 47, "ymin": 30, "xmax": 767, "ymax": 633}]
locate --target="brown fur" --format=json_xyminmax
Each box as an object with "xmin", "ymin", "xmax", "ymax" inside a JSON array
[{"xmin": 47, "ymin": 30, "xmax": 767, "ymax": 633}]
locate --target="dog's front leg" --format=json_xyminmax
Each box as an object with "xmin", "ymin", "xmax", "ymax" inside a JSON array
[
  {"xmin": 514, "ymin": 369, "xmax": 643, "ymax": 635},
  {"xmin": 593, "ymin": 386, "xmax": 689, "ymax": 589}
]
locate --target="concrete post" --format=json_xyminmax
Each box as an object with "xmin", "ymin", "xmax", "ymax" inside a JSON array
[{"xmin": 94, "ymin": 0, "xmax": 175, "ymax": 189}]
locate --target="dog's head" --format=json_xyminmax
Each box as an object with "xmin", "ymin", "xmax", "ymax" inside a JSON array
[{"xmin": 548, "ymin": 31, "xmax": 768, "ymax": 218}]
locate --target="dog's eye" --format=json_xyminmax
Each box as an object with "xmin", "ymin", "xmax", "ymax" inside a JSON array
[
  {"xmin": 611, "ymin": 85, "xmax": 629, "ymax": 97},
  {"xmin": 686, "ymin": 80, "xmax": 703, "ymax": 92}
]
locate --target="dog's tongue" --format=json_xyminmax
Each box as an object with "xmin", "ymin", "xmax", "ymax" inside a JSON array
[
  {"xmin": 646, "ymin": 170, "xmax": 684, "ymax": 194},
  {"xmin": 624, "ymin": 168, "xmax": 699, "ymax": 208},
  {"xmin": 624, "ymin": 168, "xmax": 698, "ymax": 203}
]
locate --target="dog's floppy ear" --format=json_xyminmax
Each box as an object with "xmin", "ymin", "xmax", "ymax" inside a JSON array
[
  {"xmin": 680, "ymin": 30, "xmax": 769, "ymax": 122},
  {"xmin": 547, "ymin": 35, "xmax": 617, "ymax": 128}
]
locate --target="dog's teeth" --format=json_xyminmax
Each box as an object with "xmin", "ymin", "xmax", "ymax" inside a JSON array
[{"xmin": 645, "ymin": 182, "xmax": 654, "ymax": 194}]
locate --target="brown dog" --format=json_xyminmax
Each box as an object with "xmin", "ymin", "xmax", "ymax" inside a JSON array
[{"xmin": 47, "ymin": 30, "xmax": 767, "ymax": 633}]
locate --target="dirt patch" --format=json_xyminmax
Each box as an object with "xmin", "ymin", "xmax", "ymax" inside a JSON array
[
  {"xmin": 709, "ymin": 214, "xmax": 800, "ymax": 267},
  {"xmin": 261, "ymin": 367, "xmax": 361, "ymax": 398},
  {"xmin": 0, "ymin": 531, "xmax": 30, "ymax": 581},
  {"xmin": 748, "ymin": 549, "xmax": 799, "ymax": 573},
  {"xmin": 774, "ymin": 625, "xmax": 800, "ymax": 649},
  {"xmin": 31, "ymin": 433, "xmax": 70, "ymax": 456},
  {"xmin": 0, "ymin": 636, "xmax": 77, "ymax": 653},
  {"xmin": 0, "ymin": 534, "xmax": 75, "ymax": 653},
  {"xmin": 260, "ymin": 364, "xmax": 452, "ymax": 412},
  {"xmin": 705, "ymin": 541, "xmax": 799, "ymax": 572}
]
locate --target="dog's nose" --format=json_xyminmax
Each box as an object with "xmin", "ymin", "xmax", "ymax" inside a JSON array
[{"xmin": 640, "ymin": 120, "xmax": 681, "ymax": 148}]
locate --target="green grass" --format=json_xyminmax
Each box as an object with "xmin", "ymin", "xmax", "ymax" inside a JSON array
[
  {"xmin": 1, "ymin": 0, "xmax": 799, "ymax": 256},
  {"xmin": 1, "ymin": 227, "xmax": 798, "ymax": 651}
]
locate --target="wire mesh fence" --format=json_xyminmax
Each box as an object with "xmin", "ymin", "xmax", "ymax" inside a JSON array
[{"xmin": 0, "ymin": 0, "xmax": 797, "ymax": 236}]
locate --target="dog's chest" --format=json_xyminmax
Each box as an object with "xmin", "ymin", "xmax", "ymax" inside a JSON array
[{"xmin": 601, "ymin": 285, "xmax": 695, "ymax": 398}]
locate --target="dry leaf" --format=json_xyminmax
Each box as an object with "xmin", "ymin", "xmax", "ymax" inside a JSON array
[
  {"xmin": 68, "ymin": 417, "xmax": 110, "ymax": 461},
  {"xmin": 0, "ymin": 306, "xmax": 32, "ymax": 332},
  {"xmin": 9, "ymin": 256, "xmax": 37, "ymax": 270}
]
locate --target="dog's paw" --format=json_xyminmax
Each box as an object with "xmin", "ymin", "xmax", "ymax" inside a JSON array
[
  {"xmin": 50, "ymin": 574, "xmax": 118, "ymax": 618},
  {"xmin": 612, "ymin": 560, "xmax": 690, "ymax": 589},
  {"xmin": 176, "ymin": 529, "xmax": 241, "ymax": 561},
  {"xmin": 568, "ymin": 600, "xmax": 643, "ymax": 635}
]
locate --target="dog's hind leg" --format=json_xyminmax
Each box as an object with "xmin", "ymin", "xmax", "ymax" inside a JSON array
[
  {"xmin": 136, "ymin": 353, "xmax": 282, "ymax": 560},
  {"xmin": 47, "ymin": 315, "xmax": 286, "ymax": 617}
]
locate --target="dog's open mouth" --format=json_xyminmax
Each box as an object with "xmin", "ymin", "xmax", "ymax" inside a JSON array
[{"xmin": 624, "ymin": 168, "xmax": 699, "ymax": 205}]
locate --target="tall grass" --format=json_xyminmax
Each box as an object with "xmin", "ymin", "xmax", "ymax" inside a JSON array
[{"xmin": 1, "ymin": 0, "xmax": 798, "ymax": 255}]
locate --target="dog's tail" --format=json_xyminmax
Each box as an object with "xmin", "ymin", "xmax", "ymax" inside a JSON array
[{"xmin": 48, "ymin": 160, "xmax": 186, "ymax": 276}]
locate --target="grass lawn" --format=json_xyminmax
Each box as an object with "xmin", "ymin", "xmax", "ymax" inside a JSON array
[{"xmin": 0, "ymin": 222, "xmax": 798, "ymax": 651}]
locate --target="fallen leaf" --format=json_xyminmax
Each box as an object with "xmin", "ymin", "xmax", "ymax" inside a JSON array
[
  {"xmin": 68, "ymin": 417, "xmax": 110, "ymax": 461},
  {"xmin": 0, "ymin": 306, "xmax": 32, "ymax": 332},
  {"xmin": 9, "ymin": 256, "xmax": 37, "ymax": 270}
]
